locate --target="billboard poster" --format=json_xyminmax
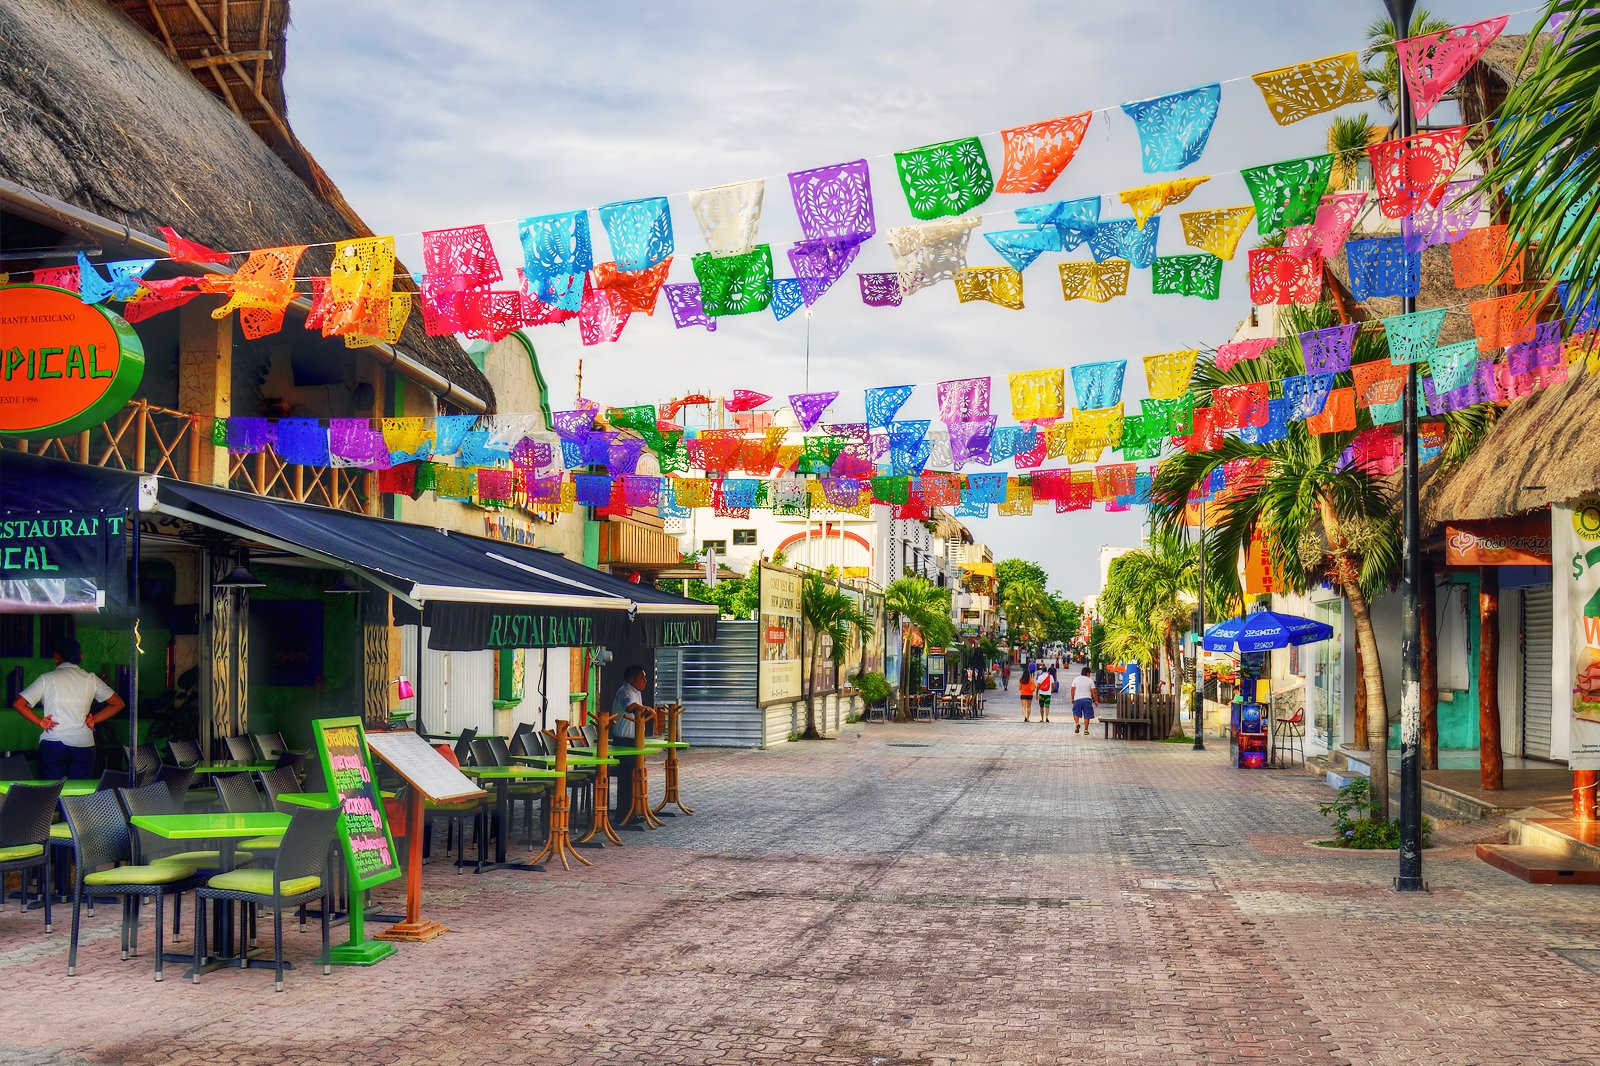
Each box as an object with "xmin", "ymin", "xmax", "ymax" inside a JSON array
[
  {"xmin": 757, "ymin": 564, "xmax": 802, "ymax": 706},
  {"xmin": 1561, "ymin": 500, "xmax": 1600, "ymax": 768}
]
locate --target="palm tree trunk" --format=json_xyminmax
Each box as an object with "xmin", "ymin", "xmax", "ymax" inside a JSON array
[
  {"xmin": 1321, "ymin": 501, "xmax": 1391, "ymax": 818},
  {"xmin": 804, "ymin": 639, "xmax": 822, "ymax": 739}
]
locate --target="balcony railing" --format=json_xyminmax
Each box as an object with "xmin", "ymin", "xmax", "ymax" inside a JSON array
[
  {"xmin": 598, "ymin": 516, "xmax": 682, "ymax": 568},
  {"xmin": 7, "ymin": 401, "xmax": 371, "ymax": 514}
]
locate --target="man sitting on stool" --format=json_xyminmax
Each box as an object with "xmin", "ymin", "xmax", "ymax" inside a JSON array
[{"xmin": 611, "ymin": 665, "xmax": 658, "ymax": 821}]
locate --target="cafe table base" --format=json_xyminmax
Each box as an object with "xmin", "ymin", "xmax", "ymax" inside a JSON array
[
  {"xmin": 577, "ymin": 765, "xmax": 623, "ymax": 848},
  {"xmin": 652, "ymin": 708, "xmax": 694, "ymax": 817},
  {"xmin": 620, "ymin": 754, "xmax": 665, "ymax": 831},
  {"xmin": 459, "ymin": 766, "xmax": 565, "ymax": 873}
]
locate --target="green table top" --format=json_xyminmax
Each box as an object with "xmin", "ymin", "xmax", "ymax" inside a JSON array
[
  {"xmin": 191, "ymin": 761, "xmax": 274, "ymax": 774},
  {"xmin": 130, "ymin": 812, "xmax": 291, "ymax": 839},
  {"xmin": 572, "ymin": 746, "xmax": 655, "ymax": 758},
  {"xmin": 512, "ymin": 754, "xmax": 618, "ymax": 767},
  {"xmin": 459, "ymin": 766, "xmax": 564, "ymax": 781},
  {"xmin": 277, "ymin": 790, "xmax": 397, "ymax": 809},
  {"xmin": 0, "ymin": 779, "xmax": 99, "ymax": 797}
]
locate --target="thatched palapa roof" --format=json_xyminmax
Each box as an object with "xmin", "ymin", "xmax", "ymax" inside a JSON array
[{"xmin": 0, "ymin": 0, "xmax": 493, "ymax": 406}]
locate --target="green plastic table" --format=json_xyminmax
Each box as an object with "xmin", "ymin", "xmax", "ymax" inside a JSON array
[
  {"xmin": 459, "ymin": 766, "xmax": 564, "ymax": 870},
  {"xmin": 190, "ymin": 761, "xmax": 274, "ymax": 774},
  {"xmin": 572, "ymin": 746, "xmax": 654, "ymax": 758},
  {"xmin": 130, "ymin": 812, "xmax": 290, "ymax": 976},
  {"xmin": 512, "ymin": 753, "xmax": 618, "ymax": 768},
  {"xmin": 0, "ymin": 779, "xmax": 98, "ymax": 796},
  {"xmin": 276, "ymin": 790, "xmax": 396, "ymax": 810}
]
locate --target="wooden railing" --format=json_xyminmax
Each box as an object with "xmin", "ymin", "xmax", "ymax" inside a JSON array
[{"xmin": 7, "ymin": 401, "xmax": 371, "ymax": 514}]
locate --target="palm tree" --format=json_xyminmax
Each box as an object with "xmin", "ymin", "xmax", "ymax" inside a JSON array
[
  {"xmin": 884, "ymin": 575, "xmax": 952, "ymax": 704},
  {"xmin": 1477, "ymin": 9, "xmax": 1600, "ymax": 311},
  {"xmin": 800, "ymin": 573, "xmax": 876, "ymax": 739},
  {"xmin": 1001, "ymin": 580, "xmax": 1054, "ymax": 643},
  {"xmin": 1361, "ymin": 8, "xmax": 1454, "ymax": 114},
  {"xmin": 1097, "ymin": 532, "xmax": 1202, "ymax": 736},
  {"xmin": 1326, "ymin": 114, "xmax": 1380, "ymax": 191},
  {"xmin": 1148, "ymin": 302, "xmax": 1491, "ymax": 815}
]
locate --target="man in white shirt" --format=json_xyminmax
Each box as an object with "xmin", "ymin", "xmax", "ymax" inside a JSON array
[
  {"xmin": 1071, "ymin": 667, "xmax": 1097, "ymax": 735},
  {"xmin": 12, "ymin": 639, "xmax": 122, "ymax": 778},
  {"xmin": 1035, "ymin": 668, "xmax": 1055, "ymax": 723},
  {"xmin": 609, "ymin": 665, "xmax": 657, "ymax": 822}
]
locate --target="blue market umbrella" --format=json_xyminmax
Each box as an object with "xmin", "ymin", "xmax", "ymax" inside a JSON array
[{"xmin": 1202, "ymin": 609, "xmax": 1334, "ymax": 653}]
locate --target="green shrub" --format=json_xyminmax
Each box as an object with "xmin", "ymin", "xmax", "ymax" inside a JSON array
[
  {"xmin": 849, "ymin": 672, "xmax": 893, "ymax": 706},
  {"xmin": 1317, "ymin": 777, "xmax": 1433, "ymax": 849}
]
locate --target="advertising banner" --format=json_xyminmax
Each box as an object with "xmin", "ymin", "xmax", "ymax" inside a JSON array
[
  {"xmin": 1561, "ymin": 499, "xmax": 1600, "ymax": 768},
  {"xmin": 757, "ymin": 564, "xmax": 802, "ymax": 706},
  {"xmin": 1445, "ymin": 515, "xmax": 1553, "ymax": 567}
]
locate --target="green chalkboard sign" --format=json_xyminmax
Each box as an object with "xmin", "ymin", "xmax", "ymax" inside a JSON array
[{"xmin": 312, "ymin": 716, "xmax": 400, "ymax": 893}]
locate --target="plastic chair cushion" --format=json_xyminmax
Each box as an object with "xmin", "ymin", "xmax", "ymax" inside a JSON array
[
  {"xmin": 85, "ymin": 863, "xmax": 197, "ymax": 886},
  {"xmin": 154, "ymin": 850, "xmax": 253, "ymax": 867},
  {"xmin": 239, "ymin": 837, "xmax": 283, "ymax": 850},
  {"xmin": 50, "ymin": 823, "xmax": 72, "ymax": 840},
  {"xmin": 0, "ymin": 843, "xmax": 45, "ymax": 862},
  {"xmin": 206, "ymin": 869, "xmax": 320, "ymax": 897}
]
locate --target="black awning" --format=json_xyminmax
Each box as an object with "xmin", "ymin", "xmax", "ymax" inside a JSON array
[
  {"xmin": 151, "ymin": 477, "xmax": 717, "ymax": 650},
  {"xmin": 0, "ymin": 450, "xmax": 142, "ymax": 615}
]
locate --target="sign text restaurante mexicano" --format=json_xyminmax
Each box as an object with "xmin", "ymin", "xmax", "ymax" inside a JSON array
[{"xmin": 481, "ymin": 609, "xmax": 708, "ymax": 649}]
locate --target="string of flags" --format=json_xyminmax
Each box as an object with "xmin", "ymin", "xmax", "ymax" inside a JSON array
[
  {"xmin": 14, "ymin": 16, "xmax": 1524, "ymax": 347},
  {"xmin": 144, "ymin": 256, "xmax": 1594, "ymax": 523}
]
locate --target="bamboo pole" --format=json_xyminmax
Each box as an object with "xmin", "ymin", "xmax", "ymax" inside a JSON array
[{"xmin": 1479, "ymin": 569, "xmax": 1503, "ymax": 791}]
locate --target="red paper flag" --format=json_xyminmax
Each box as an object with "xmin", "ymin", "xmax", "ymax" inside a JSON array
[{"xmin": 159, "ymin": 226, "xmax": 232, "ymax": 265}]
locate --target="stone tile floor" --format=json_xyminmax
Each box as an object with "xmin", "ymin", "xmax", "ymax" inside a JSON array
[{"xmin": 3, "ymin": 718, "xmax": 1599, "ymax": 1064}]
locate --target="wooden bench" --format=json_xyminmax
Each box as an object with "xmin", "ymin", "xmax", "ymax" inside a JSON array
[{"xmin": 1098, "ymin": 716, "xmax": 1153, "ymax": 741}]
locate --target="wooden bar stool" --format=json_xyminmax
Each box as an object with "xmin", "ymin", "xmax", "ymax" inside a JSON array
[{"xmin": 652, "ymin": 703, "xmax": 693, "ymax": 817}]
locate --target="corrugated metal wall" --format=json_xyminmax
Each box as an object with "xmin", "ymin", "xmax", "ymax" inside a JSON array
[{"xmin": 656, "ymin": 620, "xmax": 763, "ymax": 747}]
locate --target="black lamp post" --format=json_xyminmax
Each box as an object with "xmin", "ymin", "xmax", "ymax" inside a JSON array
[
  {"xmin": 1193, "ymin": 499, "xmax": 1206, "ymax": 751},
  {"xmin": 1386, "ymin": 0, "xmax": 1427, "ymax": 893}
]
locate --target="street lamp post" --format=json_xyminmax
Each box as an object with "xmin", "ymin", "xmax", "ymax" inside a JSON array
[{"xmin": 1386, "ymin": 0, "xmax": 1427, "ymax": 893}]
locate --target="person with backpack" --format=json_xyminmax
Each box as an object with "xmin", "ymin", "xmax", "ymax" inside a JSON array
[
  {"xmin": 1018, "ymin": 666, "xmax": 1035, "ymax": 722},
  {"xmin": 1035, "ymin": 667, "xmax": 1055, "ymax": 723}
]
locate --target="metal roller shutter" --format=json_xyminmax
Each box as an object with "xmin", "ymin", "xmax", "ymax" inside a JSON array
[
  {"xmin": 655, "ymin": 621, "xmax": 763, "ymax": 747},
  {"xmin": 1522, "ymin": 587, "xmax": 1554, "ymax": 760}
]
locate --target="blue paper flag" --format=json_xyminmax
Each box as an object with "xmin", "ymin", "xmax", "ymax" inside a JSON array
[
  {"xmin": 770, "ymin": 278, "xmax": 806, "ymax": 321},
  {"xmin": 1559, "ymin": 281, "xmax": 1600, "ymax": 334},
  {"xmin": 954, "ymin": 499, "xmax": 992, "ymax": 519},
  {"xmin": 1121, "ymin": 84, "xmax": 1223, "ymax": 173},
  {"xmin": 432, "ymin": 415, "xmax": 478, "ymax": 457},
  {"xmin": 1282, "ymin": 373, "xmax": 1335, "ymax": 420},
  {"xmin": 1071, "ymin": 360, "xmax": 1127, "ymax": 409},
  {"xmin": 965, "ymin": 472, "xmax": 1009, "ymax": 504},
  {"xmin": 866, "ymin": 386, "xmax": 915, "ymax": 429},
  {"xmin": 989, "ymin": 426, "xmax": 1037, "ymax": 463},
  {"xmin": 889, "ymin": 439, "xmax": 933, "ymax": 476},
  {"xmin": 983, "ymin": 227, "xmax": 1062, "ymax": 272},
  {"xmin": 597, "ymin": 196, "xmax": 673, "ymax": 271},
  {"xmin": 887, "ymin": 419, "xmax": 931, "ymax": 446},
  {"xmin": 1016, "ymin": 197, "xmax": 1101, "ymax": 250},
  {"xmin": 1089, "ymin": 218, "xmax": 1161, "ymax": 269},
  {"xmin": 519, "ymin": 210, "xmax": 593, "ymax": 311},
  {"xmin": 1239, "ymin": 398, "xmax": 1289, "ymax": 444},
  {"xmin": 275, "ymin": 419, "xmax": 330, "ymax": 466},
  {"xmin": 575, "ymin": 474, "xmax": 613, "ymax": 507},
  {"xmin": 459, "ymin": 431, "xmax": 512, "ymax": 467},
  {"xmin": 1346, "ymin": 237, "xmax": 1421, "ymax": 300},
  {"xmin": 721, "ymin": 479, "xmax": 761, "ymax": 508},
  {"xmin": 77, "ymin": 253, "xmax": 156, "ymax": 304}
]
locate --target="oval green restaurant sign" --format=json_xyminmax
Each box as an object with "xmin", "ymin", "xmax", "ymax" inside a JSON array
[{"xmin": 0, "ymin": 284, "xmax": 145, "ymax": 437}]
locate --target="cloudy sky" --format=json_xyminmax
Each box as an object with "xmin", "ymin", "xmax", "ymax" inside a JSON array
[{"xmin": 283, "ymin": 0, "xmax": 1529, "ymax": 598}]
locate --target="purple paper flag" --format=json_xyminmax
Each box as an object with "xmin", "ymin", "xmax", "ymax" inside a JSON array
[
  {"xmin": 608, "ymin": 437, "xmax": 647, "ymax": 475},
  {"xmin": 329, "ymin": 419, "xmax": 392, "ymax": 470},
  {"xmin": 623, "ymin": 475, "xmax": 663, "ymax": 507},
  {"xmin": 1301, "ymin": 323, "xmax": 1359, "ymax": 374},
  {"xmin": 225, "ymin": 418, "xmax": 275, "ymax": 455},
  {"xmin": 1401, "ymin": 180, "xmax": 1483, "ymax": 252},
  {"xmin": 788, "ymin": 159, "xmax": 875, "ymax": 242},
  {"xmin": 575, "ymin": 474, "xmax": 613, "ymax": 507},
  {"xmin": 788, "ymin": 236, "xmax": 865, "ymax": 305},
  {"xmin": 1507, "ymin": 321, "xmax": 1563, "ymax": 375},
  {"xmin": 948, "ymin": 418, "xmax": 998, "ymax": 469},
  {"xmin": 510, "ymin": 437, "xmax": 553, "ymax": 470},
  {"xmin": 551, "ymin": 409, "xmax": 597, "ymax": 441},
  {"xmin": 663, "ymin": 283, "xmax": 718, "ymax": 331},
  {"xmin": 859, "ymin": 272, "xmax": 903, "ymax": 307},
  {"xmin": 789, "ymin": 391, "xmax": 839, "ymax": 432},
  {"xmin": 937, "ymin": 377, "xmax": 992, "ymax": 423}
]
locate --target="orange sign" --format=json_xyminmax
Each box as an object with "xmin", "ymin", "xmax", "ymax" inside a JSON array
[
  {"xmin": 1445, "ymin": 516, "xmax": 1552, "ymax": 566},
  {"xmin": 1244, "ymin": 529, "xmax": 1277, "ymax": 593},
  {"xmin": 0, "ymin": 284, "xmax": 144, "ymax": 437}
]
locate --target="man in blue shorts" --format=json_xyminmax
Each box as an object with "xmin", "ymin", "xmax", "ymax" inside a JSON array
[{"xmin": 1071, "ymin": 666, "xmax": 1097, "ymax": 735}]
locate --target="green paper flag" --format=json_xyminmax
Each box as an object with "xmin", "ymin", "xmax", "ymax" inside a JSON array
[
  {"xmin": 871, "ymin": 475, "xmax": 911, "ymax": 505},
  {"xmin": 895, "ymin": 137, "xmax": 995, "ymax": 221},
  {"xmin": 210, "ymin": 418, "xmax": 229, "ymax": 448},
  {"xmin": 1142, "ymin": 394, "xmax": 1197, "ymax": 437},
  {"xmin": 692, "ymin": 246, "xmax": 773, "ymax": 316},
  {"xmin": 1241, "ymin": 154, "xmax": 1334, "ymax": 234},
  {"xmin": 607, "ymin": 404, "xmax": 657, "ymax": 433},
  {"xmin": 1151, "ymin": 254, "xmax": 1224, "ymax": 300},
  {"xmin": 799, "ymin": 435, "xmax": 847, "ymax": 474},
  {"xmin": 1118, "ymin": 413, "xmax": 1165, "ymax": 460}
]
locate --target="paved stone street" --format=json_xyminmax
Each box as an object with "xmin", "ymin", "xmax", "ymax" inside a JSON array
[{"xmin": 5, "ymin": 718, "xmax": 1600, "ymax": 1064}]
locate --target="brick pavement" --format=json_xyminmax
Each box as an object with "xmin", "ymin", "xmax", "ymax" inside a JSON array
[{"xmin": 4, "ymin": 719, "xmax": 1600, "ymax": 1064}]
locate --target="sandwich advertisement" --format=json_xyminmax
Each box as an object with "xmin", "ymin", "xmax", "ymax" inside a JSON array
[{"xmin": 1565, "ymin": 497, "xmax": 1600, "ymax": 768}]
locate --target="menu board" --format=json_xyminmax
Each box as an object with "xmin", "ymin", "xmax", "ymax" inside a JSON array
[
  {"xmin": 312, "ymin": 716, "xmax": 401, "ymax": 892},
  {"xmin": 366, "ymin": 730, "xmax": 484, "ymax": 803}
]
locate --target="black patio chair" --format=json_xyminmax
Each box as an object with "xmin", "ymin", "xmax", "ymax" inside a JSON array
[
  {"xmin": 258, "ymin": 766, "xmax": 302, "ymax": 813},
  {"xmin": 273, "ymin": 751, "xmax": 306, "ymax": 779},
  {"xmin": 155, "ymin": 765, "xmax": 196, "ymax": 806},
  {"xmin": 215, "ymin": 772, "xmax": 266, "ymax": 814},
  {"xmin": 166, "ymin": 738, "xmax": 202, "ymax": 767},
  {"xmin": 193, "ymin": 807, "xmax": 338, "ymax": 992},
  {"xmin": 132, "ymin": 744, "xmax": 161, "ymax": 784},
  {"xmin": 0, "ymin": 780, "xmax": 65, "ymax": 932},
  {"xmin": 118, "ymin": 783, "xmax": 251, "ymax": 872},
  {"xmin": 222, "ymin": 735, "xmax": 257, "ymax": 762},
  {"xmin": 60, "ymin": 790, "xmax": 198, "ymax": 981},
  {"xmin": 452, "ymin": 728, "xmax": 478, "ymax": 767}
]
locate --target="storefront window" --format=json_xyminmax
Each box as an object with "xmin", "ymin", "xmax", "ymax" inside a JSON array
[{"xmin": 1311, "ymin": 599, "xmax": 1343, "ymax": 752}]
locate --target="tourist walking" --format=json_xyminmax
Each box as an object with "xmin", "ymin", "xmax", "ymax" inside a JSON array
[
  {"xmin": 1018, "ymin": 667, "xmax": 1035, "ymax": 722},
  {"xmin": 1000, "ymin": 662, "xmax": 1011, "ymax": 691},
  {"xmin": 1035, "ymin": 667, "xmax": 1055, "ymax": 723},
  {"xmin": 1071, "ymin": 666, "xmax": 1096, "ymax": 735}
]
